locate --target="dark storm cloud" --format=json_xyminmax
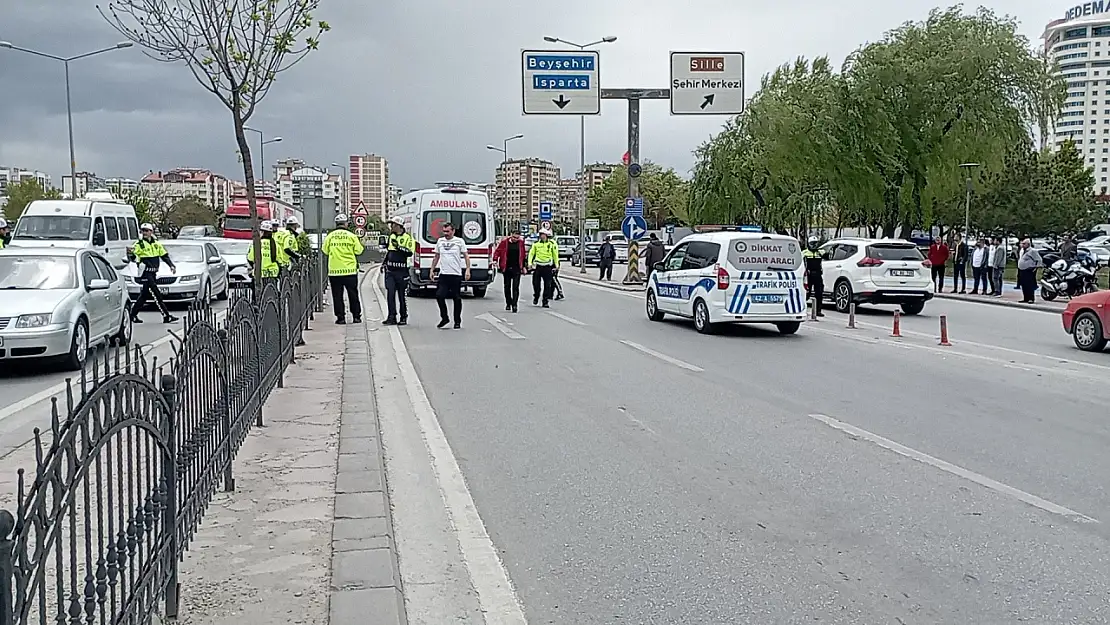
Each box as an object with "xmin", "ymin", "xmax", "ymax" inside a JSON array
[{"xmin": 1, "ymin": 0, "xmax": 1060, "ymax": 191}]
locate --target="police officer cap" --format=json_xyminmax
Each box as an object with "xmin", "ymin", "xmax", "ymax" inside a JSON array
[
  {"xmin": 807, "ymin": 235, "xmax": 820, "ymax": 244},
  {"xmin": 540, "ymin": 228, "xmax": 552, "ymax": 236},
  {"xmin": 388, "ymin": 216, "xmax": 405, "ymax": 227},
  {"xmin": 140, "ymin": 223, "xmax": 154, "ymax": 232},
  {"xmin": 285, "ymin": 215, "xmax": 299, "ymax": 225},
  {"xmin": 0, "ymin": 218, "xmax": 8, "ymax": 229},
  {"xmin": 260, "ymin": 221, "xmax": 274, "ymax": 232},
  {"xmin": 335, "ymin": 214, "xmax": 349, "ymax": 224}
]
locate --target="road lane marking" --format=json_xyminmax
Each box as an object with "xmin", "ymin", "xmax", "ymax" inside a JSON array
[
  {"xmin": 545, "ymin": 311, "xmax": 586, "ymax": 326},
  {"xmin": 475, "ymin": 313, "xmax": 526, "ymax": 339},
  {"xmin": 617, "ymin": 406, "xmax": 657, "ymax": 435},
  {"xmin": 369, "ymin": 275, "xmax": 530, "ymax": 623},
  {"xmin": 0, "ymin": 307, "xmax": 228, "ymax": 426},
  {"xmin": 619, "ymin": 340, "xmax": 704, "ymax": 372},
  {"xmin": 809, "ymin": 413, "xmax": 1099, "ymax": 524}
]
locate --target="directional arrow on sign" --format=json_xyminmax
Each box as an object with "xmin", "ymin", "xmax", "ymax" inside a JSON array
[
  {"xmin": 700, "ymin": 94, "xmax": 715, "ymax": 109},
  {"xmin": 553, "ymin": 95, "xmax": 571, "ymax": 109}
]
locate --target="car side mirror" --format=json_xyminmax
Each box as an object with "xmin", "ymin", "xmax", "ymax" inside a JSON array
[
  {"xmin": 207, "ymin": 256, "xmax": 222, "ymax": 264},
  {"xmin": 92, "ymin": 232, "xmax": 106, "ymax": 246},
  {"xmin": 653, "ymin": 262, "xmax": 666, "ymax": 271},
  {"xmin": 87, "ymin": 279, "xmax": 110, "ymax": 291}
]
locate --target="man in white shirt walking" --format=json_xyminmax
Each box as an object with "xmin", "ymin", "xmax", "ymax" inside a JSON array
[{"xmin": 431, "ymin": 222, "xmax": 471, "ymax": 329}]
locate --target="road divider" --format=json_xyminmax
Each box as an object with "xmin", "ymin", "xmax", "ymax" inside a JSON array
[
  {"xmin": 847, "ymin": 303, "xmax": 857, "ymax": 329},
  {"xmin": 938, "ymin": 315, "xmax": 952, "ymax": 347},
  {"xmin": 891, "ymin": 310, "xmax": 902, "ymax": 337}
]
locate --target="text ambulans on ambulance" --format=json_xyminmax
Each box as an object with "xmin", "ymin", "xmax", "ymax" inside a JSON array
[
  {"xmin": 645, "ymin": 228, "xmax": 806, "ymax": 335},
  {"xmin": 389, "ymin": 186, "xmax": 496, "ymax": 297}
]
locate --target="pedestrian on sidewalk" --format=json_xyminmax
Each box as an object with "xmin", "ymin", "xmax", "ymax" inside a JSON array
[
  {"xmin": 643, "ymin": 233, "xmax": 666, "ymax": 282},
  {"xmin": 952, "ymin": 237, "xmax": 968, "ymax": 293},
  {"xmin": 431, "ymin": 222, "xmax": 470, "ymax": 328},
  {"xmin": 598, "ymin": 239, "xmax": 616, "ymax": 281},
  {"xmin": 970, "ymin": 238, "xmax": 989, "ymax": 294},
  {"xmin": 928, "ymin": 237, "xmax": 950, "ymax": 293},
  {"xmin": 990, "ymin": 237, "xmax": 1006, "ymax": 296},
  {"xmin": 128, "ymin": 223, "xmax": 179, "ymax": 324},
  {"xmin": 381, "ymin": 216, "xmax": 415, "ymax": 326},
  {"xmin": 493, "ymin": 231, "xmax": 526, "ymax": 312},
  {"xmin": 1016, "ymin": 238, "xmax": 1042, "ymax": 304},
  {"xmin": 322, "ymin": 214, "xmax": 365, "ymax": 324},
  {"xmin": 528, "ymin": 228, "xmax": 559, "ymax": 308}
]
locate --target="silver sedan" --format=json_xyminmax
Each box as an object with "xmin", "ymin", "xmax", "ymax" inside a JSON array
[
  {"xmin": 122, "ymin": 240, "xmax": 230, "ymax": 304},
  {"xmin": 0, "ymin": 246, "xmax": 132, "ymax": 370}
]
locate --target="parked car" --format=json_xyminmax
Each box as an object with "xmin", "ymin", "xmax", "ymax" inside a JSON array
[
  {"xmin": 555, "ymin": 235, "xmax": 577, "ymax": 259},
  {"xmin": 177, "ymin": 225, "xmax": 221, "ymax": 239},
  {"xmin": 0, "ymin": 246, "xmax": 132, "ymax": 370},
  {"xmin": 203, "ymin": 237, "xmax": 252, "ymax": 286},
  {"xmin": 570, "ymin": 242, "xmax": 602, "ymax": 266},
  {"xmin": 1079, "ymin": 243, "xmax": 1110, "ymax": 266},
  {"xmin": 818, "ymin": 237, "xmax": 933, "ymax": 315},
  {"xmin": 122, "ymin": 240, "xmax": 229, "ymax": 304},
  {"xmin": 1062, "ymin": 288, "xmax": 1110, "ymax": 351}
]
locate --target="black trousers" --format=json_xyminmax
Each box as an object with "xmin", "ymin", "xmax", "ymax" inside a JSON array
[
  {"xmin": 1018, "ymin": 268, "xmax": 1037, "ymax": 302},
  {"xmin": 952, "ymin": 262, "xmax": 966, "ymax": 291},
  {"xmin": 436, "ymin": 274, "xmax": 463, "ymax": 322},
  {"xmin": 329, "ymin": 274, "xmax": 362, "ymax": 319},
  {"xmin": 599, "ymin": 261, "xmax": 613, "ymax": 280},
  {"xmin": 807, "ymin": 278, "xmax": 824, "ymax": 315},
  {"xmin": 502, "ymin": 269, "xmax": 521, "ymax": 306},
  {"xmin": 931, "ymin": 265, "xmax": 946, "ymax": 290},
  {"xmin": 131, "ymin": 280, "xmax": 172, "ymax": 319},
  {"xmin": 532, "ymin": 266, "xmax": 555, "ymax": 303},
  {"xmin": 552, "ymin": 269, "xmax": 564, "ymax": 297},
  {"xmin": 384, "ymin": 270, "xmax": 408, "ymax": 321},
  {"xmin": 972, "ymin": 266, "xmax": 987, "ymax": 293}
]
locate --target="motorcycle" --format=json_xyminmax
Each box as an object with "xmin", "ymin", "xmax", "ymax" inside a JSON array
[{"xmin": 1039, "ymin": 255, "xmax": 1099, "ymax": 301}]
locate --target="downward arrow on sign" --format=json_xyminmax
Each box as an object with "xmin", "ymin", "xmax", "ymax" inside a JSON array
[{"xmin": 553, "ymin": 95, "xmax": 570, "ymax": 109}]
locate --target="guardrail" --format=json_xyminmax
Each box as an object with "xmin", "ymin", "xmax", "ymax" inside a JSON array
[{"xmin": 0, "ymin": 253, "xmax": 323, "ymax": 625}]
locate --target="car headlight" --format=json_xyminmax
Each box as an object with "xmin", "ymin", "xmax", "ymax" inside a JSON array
[
  {"xmin": 16, "ymin": 314, "xmax": 52, "ymax": 328},
  {"xmin": 178, "ymin": 274, "xmax": 199, "ymax": 282}
]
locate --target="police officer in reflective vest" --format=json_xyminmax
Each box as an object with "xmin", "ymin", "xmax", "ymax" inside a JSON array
[
  {"xmin": 322, "ymin": 214, "xmax": 365, "ymax": 324},
  {"xmin": 381, "ymin": 216, "xmax": 415, "ymax": 326},
  {"xmin": 246, "ymin": 220, "xmax": 281, "ymax": 280},
  {"xmin": 128, "ymin": 223, "xmax": 179, "ymax": 324},
  {"xmin": 0, "ymin": 218, "xmax": 10, "ymax": 248},
  {"xmin": 803, "ymin": 235, "xmax": 825, "ymax": 317}
]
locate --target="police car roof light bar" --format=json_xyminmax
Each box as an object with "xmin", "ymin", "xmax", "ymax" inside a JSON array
[{"xmin": 694, "ymin": 224, "xmax": 764, "ymax": 233}]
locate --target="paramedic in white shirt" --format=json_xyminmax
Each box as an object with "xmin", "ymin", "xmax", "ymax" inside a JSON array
[{"xmin": 431, "ymin": 222, "xmax": 470, "ymax": 329}]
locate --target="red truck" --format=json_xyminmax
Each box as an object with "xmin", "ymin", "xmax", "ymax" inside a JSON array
[{"xmin": 222, "ymin": 194, "xmax": 303, "ymax": 239}]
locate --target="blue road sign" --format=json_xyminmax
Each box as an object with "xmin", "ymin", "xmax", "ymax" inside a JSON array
[
  {"xmin": 622, "ymin": 214, "xmax": 648, "ymax": 241},
  {"xmin": 519, "ymin": 220, "xmax": 530, "ymax": 234},
  {"xmin": 624, "ymin": 197, "xmax": 644, "ymax": 217},
  {"xmin": 666, "ymin": 224, "xmax": 675, "ymax": 233},
  {"xmin": 539, "ymin": 201, "xmax": 553, "ymax": 221}
]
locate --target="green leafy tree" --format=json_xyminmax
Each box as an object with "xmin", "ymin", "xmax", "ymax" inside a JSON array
[
  {"xmin": 100, "ymin": 0, "xmax": 329, "ymax": 290},
  {"xmin": 2, "ymin": 178, "xmax": 61, "ymax": 222},
  {"xmin": 587, "ymin": 163, "xmax": 688, "ymax": 230}
]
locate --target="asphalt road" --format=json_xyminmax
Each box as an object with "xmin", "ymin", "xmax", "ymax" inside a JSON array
[
  {"xmin": 386, "ymin": 277, "xmax": 1109, "ymax": 623},
  {"xmin": 0, "ymin": 301, "xmax": 228, "ymax": 459}
]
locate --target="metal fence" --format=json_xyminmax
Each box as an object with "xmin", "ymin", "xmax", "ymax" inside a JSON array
[{"xmin": 0, "ymin": 254, "xmax": 323, "ymax": 625}]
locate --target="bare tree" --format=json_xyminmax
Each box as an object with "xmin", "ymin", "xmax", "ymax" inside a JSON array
[{"xmin": 98, "ymin": 0, "xmax": 329, "ymax": 290}]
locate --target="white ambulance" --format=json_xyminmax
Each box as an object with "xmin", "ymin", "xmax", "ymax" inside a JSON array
[
  {"xmin": 645, "ymin": 226, "xmax": 806, "ymax": 335},
  {"xmin": 390, "ymin": 185, "xmax": 496, "ymax": 297}
]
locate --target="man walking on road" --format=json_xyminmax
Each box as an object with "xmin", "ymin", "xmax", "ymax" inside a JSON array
[
  {"xmin": 1016, "ymin": 238, "xmax": 1042, "ymax": 304},
  {"xmin": 381, "ymin": 216, "xmax": 415, "ymax": 326},
  {"xmin": 431, "ymin": 222, "xmax": 470, "ymax": 329},
  {"xmin": 322, "ymin": 214, "xmax": 365, "ymax": 324},
  {"xmin": 528, "ymin": 228, "xmax": 559, "ymax": 308},
  {"xmin": 598, "ymin": 239, "xmax": 616, "ymax": 281},
  {"xmin": 128, "ymin": 223, "xmax": 178, "ymax": 324},
  {"xmin": 990, "ymin": 237, "xmax": 1007, "ymax": 296},
  {"xmin": 928, "ymin": 237, "xmax": 950, "ymax": 293},
  {"xmin": 952, "ymin": 237, "xmax": 968, "ymax": 294},
  {"xmin": 493, "ymin": 231, "xmax": 526, "ymax": 312}
]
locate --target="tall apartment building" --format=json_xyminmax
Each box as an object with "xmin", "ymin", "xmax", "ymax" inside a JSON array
[
  {"xmin": 557, "ymin": 178, "xmax": 579, "ymax": 223},
  {"xmin": 61, "ymin": 171, "xmax": 104, "ymax": 198},
  {"xmin": 272, "ymin": 158, "xmax": 306, "ymax": 181},
  {"xmin": 348, "ymin": 154, "xmax": 389, "ymax": 218},
  {"xmin": 104, "ymin": 178, "xmax": 141, "ymax": 196},
  {"xmin": 493, "ymin": 158, "xmax": 561, "ymax": 223},
  {"xmin": 276, "ymin": 165, "xmax": 342, "ymax": 208},
  {"xmin": 579, "ymin": 163, "xmax": 617, "ymax": 193},
  {"xmin": 141, "ymin": 168, "xmax": 231, "ymax": 210},
  {"xmin": 230, "ymin": 179, "xmax": 278, "ymax": 197},
  {"xmin": 386, "ymin": 184, "xmax": 403, "ymax": 215},
  {"xmin": 1, "ymin": 167, "xmax": 52, "ymax": 196}
]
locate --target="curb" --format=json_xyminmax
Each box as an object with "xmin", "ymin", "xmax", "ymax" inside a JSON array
[
  {"xmin": 933, "ymin": 292, "xmax": 1063, "ymax": 314},
  {"xmin": 327, "ymin": 269, "xmax": 407, "ymax": 625},
  {"xmin": 559, "ymin": 272, "xmax": 645, "ymax": 293}
]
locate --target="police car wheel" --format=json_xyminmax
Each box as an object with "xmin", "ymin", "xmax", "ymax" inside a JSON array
[
  {"xmin": 646, "ymin": 290, "xmax": 664, "ymax": 321},
  {"xmin": 776, "ymin": 321, "xmax": 801, "ymax": 335},
  {"xmin": 693, "ymin": 299, "xmax": 714, "ymax": 334}
]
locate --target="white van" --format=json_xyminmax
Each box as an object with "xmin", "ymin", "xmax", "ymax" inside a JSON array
[
  {"xmin": 390, "ymin": 186, "xmax": 496, "ymax": 297},
  {"xmin": 9, "ymin": 195, "xmax": 140, "ymax": 269},
  {"xmin": 645, "ymin": 228, "xmax": 806, "ymax": 335}
]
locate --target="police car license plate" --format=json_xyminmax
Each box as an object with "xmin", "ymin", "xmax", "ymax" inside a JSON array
[
  {"xmin": 751, "ymin": 294, "xmax": 783, "ymax": 304},
  {"xmin": 891, "ymin": 269, "xmax": 915, "ymax": 277}
]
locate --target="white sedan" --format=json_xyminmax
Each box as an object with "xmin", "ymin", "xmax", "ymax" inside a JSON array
[{"xmin": 122, "ymin": 240, "xmax": 229, "ymax": 304}]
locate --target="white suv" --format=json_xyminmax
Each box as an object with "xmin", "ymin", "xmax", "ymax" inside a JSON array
[{"xmin": 817, "ymin": 237, "xmax": 933, "ymax": 315}]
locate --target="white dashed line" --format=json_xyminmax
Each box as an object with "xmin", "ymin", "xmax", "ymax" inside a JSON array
[
  {"xmin": 545, "ymin": 311, "xmax": 586, "ymax": 326},
  {"xmin": 619, "ymin": 340, "xmax": 704, "ymax": 372},
  {"xmin": 475, "ymin": 312, "xmax": 526, "ymax": 339}
]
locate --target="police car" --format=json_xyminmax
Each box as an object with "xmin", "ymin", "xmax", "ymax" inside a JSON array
[{"xmin": 645, "ymin": 226, "xmax": 806, "ymax": 335}]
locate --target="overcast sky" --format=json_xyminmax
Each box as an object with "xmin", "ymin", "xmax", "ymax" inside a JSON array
[{"xmin": 0, "ymin": 1, "xmax": 1063, "ymax": 190}]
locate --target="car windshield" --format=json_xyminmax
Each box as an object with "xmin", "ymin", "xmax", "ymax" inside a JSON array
[
  {"xmin": 161, "ymin": 245, "xmax": 206, "ymax": 263},
  {"xmin": 213, "ymin": 240, "xmax": 251, "ymax": 256},
  {"xmin": 867, "ymin": 244, "xmax": 924, "ymax": 261},
  {"xmin": 13, "ymin": 215, "xmax": 92, "ymax": 241},
  {"xmin": 0, "ymin": 256, "xmax": 78, "ymax": 290}
]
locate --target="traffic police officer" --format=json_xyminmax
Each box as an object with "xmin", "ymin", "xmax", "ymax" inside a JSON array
[
  {"xmin": 0, "ymin": 218, "xmax": 10, "ymax": 247},
  {"xmin": 246, "ymin": 220, "xmax": 281, "ymax": 280},
  {"xmin": 380, "ymin": 216, "xmax": 415, "ymax": 326},
  {"xmin": 527, "ymin": 228, "xmax": 560, "ymax": 307},
  {"xmin": 803, "ymin": 235, "xmax": 825, "ymax": 317},
  {"xmin": 322, "ymin": 214, "xmax": 365, "ymax": 324},
  {"xmin": 128, "ymin": 223, "xmax": 179, "ymax": 324},
  {"xmin": 284, "ymin": 216, "xmax": 312, "ymax": 255}
]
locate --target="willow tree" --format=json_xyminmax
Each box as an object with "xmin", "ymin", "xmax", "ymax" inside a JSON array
[{"xmin": 98, "ymin": 0, "xmax": 329, "ymax": 291}]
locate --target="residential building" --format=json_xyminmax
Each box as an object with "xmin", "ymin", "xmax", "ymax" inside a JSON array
[
  {"xmin": 1, "ymin": 167, "xmax": 52, "ymax": 196},
  {"xmin": 230, "ymin": 179, "xmax": 278, "ymax": 197},
  {"xmin": 272, "ymin": 158, "xmax": 306, "ymax": 181},
  {"xmin": 386, "ymin": 184, "xmax": 403, "ymax": 215},
  {"xmin": 348, "ymin": 154, "xmax": 389, "ymax": 218},
  {"xmin": 493, "ymin": 157, "xmax": 560, "ymax": 224},
  {"xmin": 579, "ymin": 163, "xmax": 617, "ymax": 193},
  {"xmin": 557, "ymin": 178, "xmax": 579, "ymax": 223},
  {"xmin": 276, "ymin": 165, "xmax": 342, "ymax": 208},
  {"xmin": 104, "ymin": 177, "xmax": 141, "ymax": 196},
  {"xmin": 140, "ymin": 168, "xmax": 231, "ymax": 210},
  {"xmin": 61, "ymin": 171, "xmax": 104, "ymax": 198}
]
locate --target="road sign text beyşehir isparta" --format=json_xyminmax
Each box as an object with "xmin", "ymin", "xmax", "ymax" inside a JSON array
[
  {"xmin": 526, "ymin": 55, "xmax": 596, "ymax": 71},
  {"xmin": 533, "ymin": 75, "xmax": 591, "ymax": 89}
]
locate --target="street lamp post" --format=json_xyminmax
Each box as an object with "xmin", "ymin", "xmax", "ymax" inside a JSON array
[
  {"xmin": 0, "ymin": 41, "xmax": 132, "ymax": 197},
  {"xmin": 487, "ymin": 134, "xmax": 523, "ymax": 235},
  {"xmin": 959, "ymin": 162, "xmax": 980, "ymax": 242},
  {"xmin": 243, "ymin": 126, "xmax": 282, "ymax": 188},
  {"xmin": 543, "ymin": 35, "xmax": 618, "ymax": 273}
]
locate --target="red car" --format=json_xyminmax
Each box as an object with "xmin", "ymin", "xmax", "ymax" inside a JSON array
[{"xmin": 1062, "ymin": 290, "xmax": 1110, "ymax": 351}]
